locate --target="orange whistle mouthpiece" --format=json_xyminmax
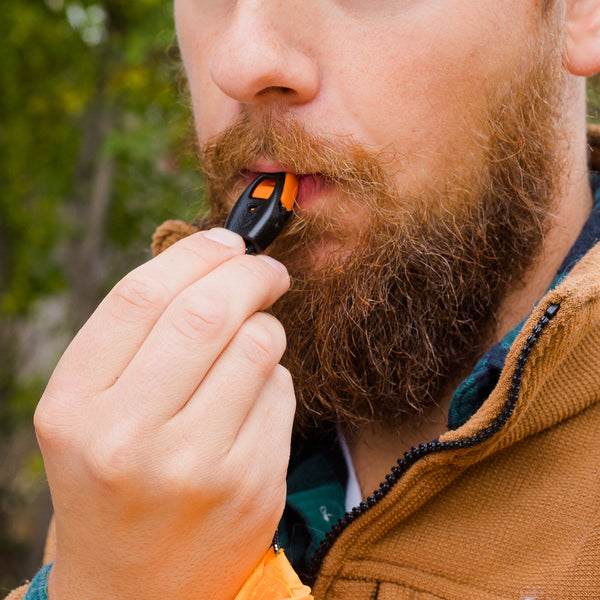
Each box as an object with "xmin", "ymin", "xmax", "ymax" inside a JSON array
[{"xmin": 224, "ymin": 173, "xmax": 298, "ymax": 254}]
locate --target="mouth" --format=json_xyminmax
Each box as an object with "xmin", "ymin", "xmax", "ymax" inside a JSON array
[{"xmin": 243, "ymin": 164, "xmax": 333, "ymax": 212}]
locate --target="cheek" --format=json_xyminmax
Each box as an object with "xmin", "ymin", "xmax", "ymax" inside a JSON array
[
  {"xmin": 329, "ymin": 1, "xmax": 540, "ymax": 184},
  {"xmin": 175, "ymin": 0, "xmax": 239, "ymax": 141}
]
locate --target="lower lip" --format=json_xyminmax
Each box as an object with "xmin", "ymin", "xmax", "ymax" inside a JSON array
[{"xmin": 296, "ymin": 174, "xmax": 330, "ymax": 211}]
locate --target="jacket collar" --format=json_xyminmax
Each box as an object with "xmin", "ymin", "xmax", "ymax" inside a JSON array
[{"xmin": 449, "ymin": 153, "xmax": 600, "ymax": 429}]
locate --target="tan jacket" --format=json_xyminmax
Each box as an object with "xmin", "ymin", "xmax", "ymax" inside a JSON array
[{"xmin": 311, "ymin": 240, "xmax": 600, "ymax": 599}]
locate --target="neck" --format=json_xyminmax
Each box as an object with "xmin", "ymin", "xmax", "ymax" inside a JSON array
[
  {"xmin": 343, "ymin": 401, "xmax": 452, "ymax": 499},
  {"xmin": 347, "ymin": 78, "xmax": 594, "ymax": 500},
  {"xmin": 494, "ymin": 79, "xmax": 593, "ymax": 342}
]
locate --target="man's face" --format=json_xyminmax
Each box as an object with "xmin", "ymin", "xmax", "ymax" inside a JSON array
[
  {"xmin": 176, "ymin": 0, "xmax": 549, "ymax": 208},
  {"xmin": 174, "ymin": 1, "xmax": 566, "ymax": 430}
]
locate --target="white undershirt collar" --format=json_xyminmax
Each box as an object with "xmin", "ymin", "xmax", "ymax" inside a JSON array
[{"xmin": 337, "ymin": 428, "xmax": 363, "ymax": 512}]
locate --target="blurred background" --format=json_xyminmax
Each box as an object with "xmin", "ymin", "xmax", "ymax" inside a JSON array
[
  {"xmin": 0, "ymin": 0, "xmax": 203, "ymax": 590},
  {"xmin": 1, "ymin": 0, "xmax": 600, "ymax": 593}
]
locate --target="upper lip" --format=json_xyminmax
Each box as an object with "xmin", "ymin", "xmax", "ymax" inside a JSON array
[{"xmin": 247, "ymin": 161, "xmax": 298, "ymax": 175}]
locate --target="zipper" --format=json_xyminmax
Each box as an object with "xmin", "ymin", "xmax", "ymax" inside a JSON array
[{"xmin": 305, "ymin": 302, "xmax": 560, "ymax": 583}]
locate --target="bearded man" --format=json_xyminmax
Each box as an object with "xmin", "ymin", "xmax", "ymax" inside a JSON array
[{"xmin": 8, "ymin": 0, "xmax": 600, "ymax": 599}]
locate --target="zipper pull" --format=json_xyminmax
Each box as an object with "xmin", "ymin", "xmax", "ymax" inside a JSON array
[{"xmin": 225, "ymin": 172, "xmax": 298, "ymax": 254}]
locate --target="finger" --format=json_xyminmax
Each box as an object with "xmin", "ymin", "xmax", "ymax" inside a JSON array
[
  {"xmin": 168, "ymin": 363, "xmax": 295, "ymax": 514},
  {"xmin": 48, "ymin": 229, "xmax": 245, "ymax": 397},
  {"xmin": 110, "ymin": 254, "xmax": 290, "ymax": 423},
  {"xmin": 170, "ymin": 312, "xmax": 287, "ymax": 446},
  {"xmin": 227, "ymin": 364, "xmax": 295, "ymax": 499}
]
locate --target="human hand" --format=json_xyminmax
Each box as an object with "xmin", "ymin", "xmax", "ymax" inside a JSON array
[{"xmin": 34, "ymin": 228, "xmax": 295, "ymax": 600}]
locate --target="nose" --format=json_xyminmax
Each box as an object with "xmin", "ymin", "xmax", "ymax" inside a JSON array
[{"xmin": 209, "ymin": 2, "xmax": 320, "ymax": 106}]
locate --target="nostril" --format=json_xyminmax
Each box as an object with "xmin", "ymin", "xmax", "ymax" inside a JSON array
[{"xmin": 257, "ymin": 85, "xmax": 295, "ymax": 97}]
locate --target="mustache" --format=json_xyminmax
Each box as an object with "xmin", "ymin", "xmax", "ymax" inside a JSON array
[{"xmin": 198, "ymin": 113, "xmax": 399, "ymax": 214}]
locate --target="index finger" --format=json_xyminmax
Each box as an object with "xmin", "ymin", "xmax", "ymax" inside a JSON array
[{"xmin": 49, "ymin": 229, "xmax": 246, "ymax": 396}]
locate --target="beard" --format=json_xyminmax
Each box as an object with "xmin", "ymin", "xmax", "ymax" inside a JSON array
[{"xmin": 196, "ymin": 26, "xmax": 567, "ymax": 433}]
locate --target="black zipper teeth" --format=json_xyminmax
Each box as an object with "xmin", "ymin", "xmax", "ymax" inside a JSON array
[{"xmin": 305, "ymin": 302, "xmax": 561, "ymax": 583}]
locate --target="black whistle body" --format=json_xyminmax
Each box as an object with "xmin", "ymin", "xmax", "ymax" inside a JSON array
[{"xmin": 224, "ymin": 172, "xmax": 298, "ymax": 254}]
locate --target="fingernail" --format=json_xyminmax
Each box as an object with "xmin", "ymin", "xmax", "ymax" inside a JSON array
[
  {"xmin": 257, "ymin": 255, "xmax": 289, "ymax": 277},
  {"xmin": 203, "ymin": 228, "xmax": 243, "ymax": 248}
]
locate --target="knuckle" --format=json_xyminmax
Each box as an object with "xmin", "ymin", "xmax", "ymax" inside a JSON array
[
  {"xmin": 186, "ymin": 469, "xmax": 232, "ymax": 502},
  {"xmin": 87, "ymin": 427, "xmax": 140, "ymax": 487},
  {"xmin": 239, "ymin": 463, "xmax": 287, "ymax": 517},
  {"xmin": 33, "ymin": 390, "xmax": 82, "ymax": 449},
  {"xmin": 33, "ymin": 397, "xmax": 60, "ymax": 445},
  {"xmin": 171, "ymin": 290, "xmax": 228, "ymax": 341},
  {"xmin": 236, "ymin": 255, "xmax": 274, "ymax": 289},
  {"xmin": 89, "ymin": 455, "xmax": 127, "ymax": 487},
  {"xmin": 166, "ymin": 445, "xmax": 231, "ymax": 501},
  {"xmin": 262, "ymin": 478, "xmax": 287, "ymax": 516},
  {"xmin": 176, "ymin": 236, "xmax": 214, "ymax": 269},
  {"xmin": 110, "ymin": 273, "xmax": 168, "ymax": 322},
  {"xmin": 237, "ymin": 315, "xmax": 286, "ymax": 367}
]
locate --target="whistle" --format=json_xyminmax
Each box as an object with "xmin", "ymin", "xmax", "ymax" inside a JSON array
[{"xmin": 224, "ymin": 172, "xmax": 298, "ymax": 254}]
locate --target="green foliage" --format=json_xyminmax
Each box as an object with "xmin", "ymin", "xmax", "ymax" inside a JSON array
[
  {"xmin": 588, "ymin": 75, "xmax": 600, "ymax": 124},
  {"xmin": 0, "ymin": 0, "xmax": 204, "ymax": 587},
  {"xmin": 1, "ymin": 0, "xmax": 203, "ymax": 318}
]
